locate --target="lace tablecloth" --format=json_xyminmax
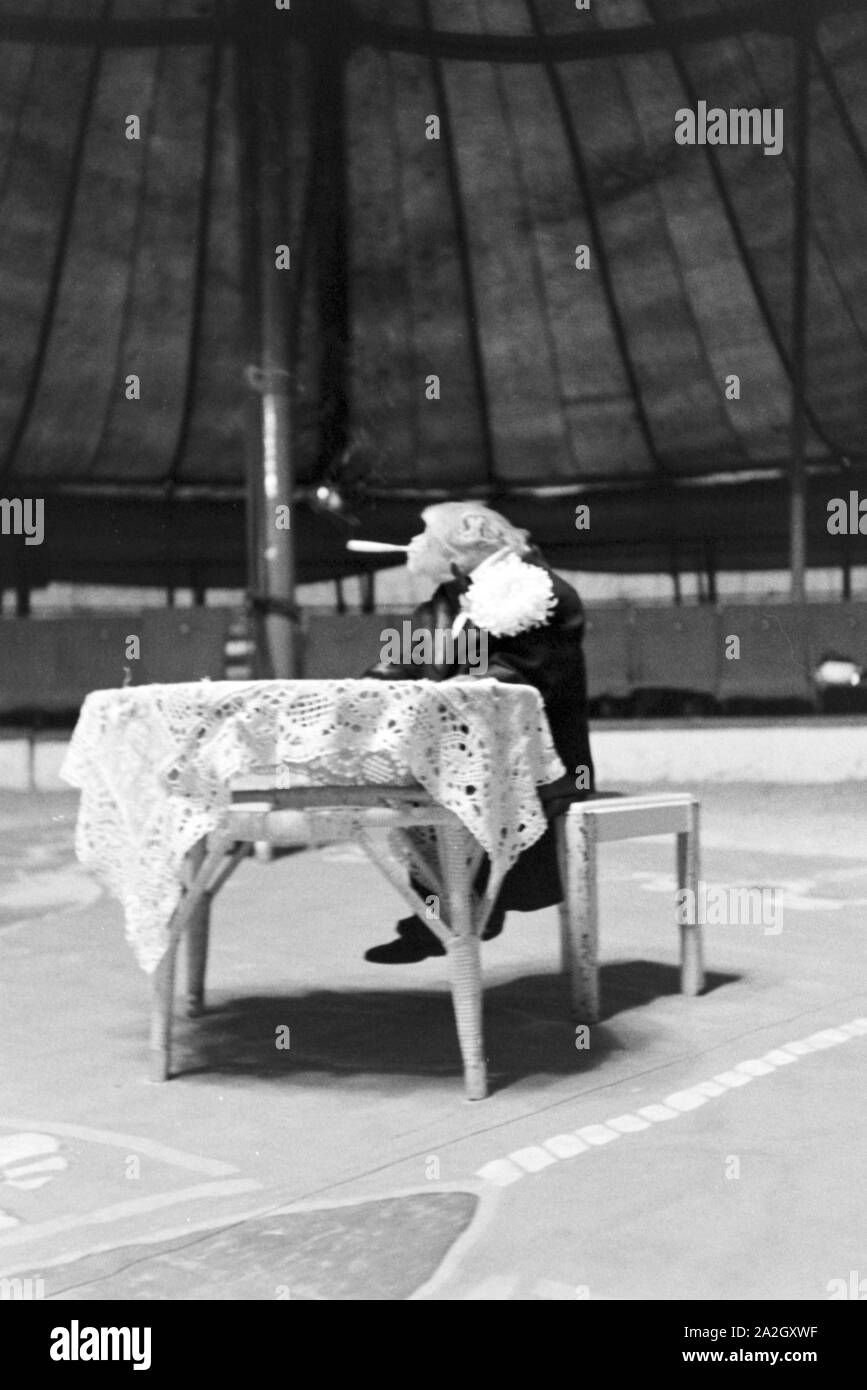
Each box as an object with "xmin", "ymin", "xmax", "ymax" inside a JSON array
[{"xmin": 61, "ymin": 679, "xmax": 565, "ymax": 973}]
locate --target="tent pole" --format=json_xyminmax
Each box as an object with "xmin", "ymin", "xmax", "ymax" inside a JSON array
[
  {"xmin": 706, "ymin": 541, "xmax": 718, "ymax": 605},
  {"xmin": 788, "ymin": 23, "xmax": 811, "ymax": 604},
  {"xmin": 311, "ymin": 4, "xmax": 351, "ymax": 492},
  {"xmin": 670, "ymin": 544, "xmax": 682, "ymax": 606},
  {"xmin": 234, "ymin": 22, "xmax": 266, "ymax": 673},
  {"xmin": 237, "ymin": 15, "xmax": 298, "ymax": 678},
  {"xmin": 258, "ymin": 39, "xmax": 297, "ymax": 677},
  {"xmin": 361, "ymin": 570, "xmax": 375, "ymax": 613}
]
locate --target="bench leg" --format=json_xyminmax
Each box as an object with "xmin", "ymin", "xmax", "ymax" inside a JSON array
[
  {"xmin": 438, "ymin": 823, "xmax": 487, "ymax": 1100},
  {"xmin": 556, "ymin": 810, "xmax": 600, "ymax": 1024},
  {"xmin": 677, "ymin": 801, "xmax": 704, "ymax": 996}
]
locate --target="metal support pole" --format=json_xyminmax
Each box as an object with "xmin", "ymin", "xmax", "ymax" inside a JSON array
[
  {"xmin": 236, "ymin": 13, "xmax": 298, "ymax": 678},
  {"xmin": 670, "ymin": 545, "xmax": 682, "ymax": 606},
  {"xmin": 706, "ymin": 541, "xmax": 718, "ymax": 605},
  {"xmin": 361, "ymin": 569, "xmax": 375, "ymax": 613},
  {"xmin": 789, "ymin": 24, "xmax": 811, "ymax": 603},
  {"xmin": 235, "ymin": 23, "xmax": 266, "ymax": 675},
  {"xmin": 258, "ymin": 43, "xmax": 297, "ymax": 677},
  {"xmin": 12, "ymin": 545, "xmax": 29, "ymax": 617},
  {"xmin": 310, "ymin": 3, "xmax": 351, "ymax": 486}
]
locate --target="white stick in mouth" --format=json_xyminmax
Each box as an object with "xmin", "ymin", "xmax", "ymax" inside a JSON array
[{"xmin": 346, "ymin": 539, "xmax": 410, "ymax": 553}]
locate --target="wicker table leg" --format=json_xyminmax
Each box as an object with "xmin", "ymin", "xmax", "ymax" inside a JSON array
[
  {"xmin": 185, "ymin": 839, "xmax": 249, "ymax": 1018},
  {"xmin": 185, "ymin": 840, "xmax": 209, "ymax": 1017},
  {"xmin": 437, "ymin": 822, "xmax": 487, "ymax": 1101},
  {"xmin": 185, "ymin": 895, "xmax": 210, "ymax": 1019},
  {"xmin": 149, "ymin": 929, "xmax": 181, "ymax": 1082},
  {"xmin": 149, "ymin": 836, "xmax": 225, "ymax": 1080},
  {"xmin": 448, "ymin": 933, "xmax": 487, "ymax": 1101}
]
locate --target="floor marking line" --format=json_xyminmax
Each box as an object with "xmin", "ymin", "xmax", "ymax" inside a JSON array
[
  {"xmin": 475, "ymin": 1016, "xmax": 867, "ymax": 1186},
  {"xmin": 0, "ymin": 1179, "xmax": 261, "ymax": 1250},
  {"xmin": 544, "ymin": 1134, "xmax": 589, "ymax": 1157},
  {"xmin": 762, "ymin": 1049, "xmax": 798, "ymax": 1066},
  {"xmin": 4, "ymin": 1157, "xmax": 67, "ymax": 1178},
  {"xmin": 509, "ymin": 1146, "xmax": 558, "ymax": 1173},
  {"xmin": 713, "ymin": 1070, "xmax": 752, "ymax": 1088},
  {"xmin": 638, "ymin": 1103, "xmax": 678, "ymax": 1122},
  {"xmin": 476, "ymin": 1159, "xmax": 524, "ymax": 1187},
  {"xmin": 664, "ymin": 1091, "xmax": 709, "ymax": 1112},
  {"xmin": 575, "ymin": 1124, "xmax": 619, "ymax": 1145},
  {"xmin": 0, "ymin": 1117, "xmax": 239, "ymax": 1177},
  {"xmin": 606, "ymin": 1114, "xmax": 651, "ymax": 1133}
]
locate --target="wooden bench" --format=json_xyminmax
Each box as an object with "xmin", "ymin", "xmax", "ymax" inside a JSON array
[{"xmin": 555, "ymin": 792, "xmax": 703, "ymax": 1023}]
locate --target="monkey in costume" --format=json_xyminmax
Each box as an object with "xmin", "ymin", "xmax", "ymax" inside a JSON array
[{"xmin": 362, "ymin": 501, "xmax": 594, "ymax": 963}]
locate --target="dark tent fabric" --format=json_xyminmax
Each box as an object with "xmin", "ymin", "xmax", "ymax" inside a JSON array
[{"xmin": 0, "ymin": 0, "xmax": 865, "ymax": 587}]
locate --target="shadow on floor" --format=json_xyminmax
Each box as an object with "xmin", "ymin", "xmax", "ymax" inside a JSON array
[
  {"xmin": 598, "ymin": 959, "xmax": 737, "ymax": 1017},
  {"xmin": 168, "ymin": 961, "xmax": 738, "ymax": 1092}
]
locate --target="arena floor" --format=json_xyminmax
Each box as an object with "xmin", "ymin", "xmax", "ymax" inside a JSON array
[{"xmin": 1, "ymin": 782, "xmax": 865, "ymax": 1300}]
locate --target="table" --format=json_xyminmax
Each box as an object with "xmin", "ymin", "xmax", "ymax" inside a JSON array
[{"xmin": 62, "ymin": 679, "xmax": 565, "ymax": 1099}]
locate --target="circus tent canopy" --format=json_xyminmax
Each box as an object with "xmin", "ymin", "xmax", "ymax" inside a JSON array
[{"xmin": 0, "ymin": 0, "xmax": 865, "ymax": 589}]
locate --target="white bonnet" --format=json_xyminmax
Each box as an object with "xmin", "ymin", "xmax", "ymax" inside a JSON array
[{"xmin": 420, "ymin": 502, "xmax": 531, "ymax": 567}]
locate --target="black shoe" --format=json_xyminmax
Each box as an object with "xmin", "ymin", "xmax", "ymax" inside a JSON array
[{"xmin": 364, "ymin": 922, "xmax": 446, "ymax": 964}]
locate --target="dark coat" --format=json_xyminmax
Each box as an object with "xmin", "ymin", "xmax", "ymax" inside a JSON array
[{"xmin": 364, "ymin": 547, "xmax": 594, "ymax": 912}]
